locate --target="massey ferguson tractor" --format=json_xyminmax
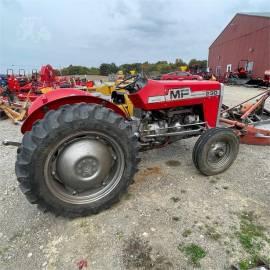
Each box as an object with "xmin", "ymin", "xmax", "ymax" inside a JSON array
[{"xmin": 11, "ymin": 75, "xmax": 239, "ymax": 216}]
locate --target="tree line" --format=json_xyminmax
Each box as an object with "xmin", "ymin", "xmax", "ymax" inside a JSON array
[{"xmin": 56, "ymin": 59, "xmax": 207, "ymax": 76}]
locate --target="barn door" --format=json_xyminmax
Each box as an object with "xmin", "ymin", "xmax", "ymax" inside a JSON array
[{"xmin": 226, "ymin": 64, "xmax": 232, "ymax": 72}]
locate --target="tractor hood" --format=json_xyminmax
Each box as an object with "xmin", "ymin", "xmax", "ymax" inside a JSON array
[{"xmin": 156, "ymin": 79, "xmax": 221, "ymax": 89}]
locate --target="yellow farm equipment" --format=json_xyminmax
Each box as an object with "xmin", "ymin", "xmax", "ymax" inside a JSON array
[
  {"xmin": 87, "ymin": 81, "xmax": 134, "ymax": 117},
  {"xmin": 0, "ymin": 100, "xmax": 28, "ymax": 124}
]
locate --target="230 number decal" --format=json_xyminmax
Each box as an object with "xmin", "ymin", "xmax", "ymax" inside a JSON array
[{"xmin": 206, "ymin": 90, "xmax": 219, "ymax": 97}]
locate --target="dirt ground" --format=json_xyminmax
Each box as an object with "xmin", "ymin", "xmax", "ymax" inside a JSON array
[{"xmin": 0, "ymin": 85, "xmax": 270, "ymax": 270}]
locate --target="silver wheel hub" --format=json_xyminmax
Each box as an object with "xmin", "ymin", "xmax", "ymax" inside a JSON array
[
  {"xmin": 209, "ymin": 142, "xmax": 227, "ymax": 161},
  {"xmin": 75, "ymin": 157, "xmax": 98, "ymax": 178},
  {"xmin": 56, "ymin": 139, "xmax": 113, "ymax": 190}
]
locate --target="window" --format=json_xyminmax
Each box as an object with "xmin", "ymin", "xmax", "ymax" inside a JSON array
[
  {"xmin": 176, "ymin": 72, "xmax": 188, "ymax": 76},
  {"xmin": 226, "ymin": 64, "xmax": 232, "ymax": 72}
]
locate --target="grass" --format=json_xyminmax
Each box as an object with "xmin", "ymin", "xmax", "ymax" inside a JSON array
[
  {"xmin": 182, "ymin": 229, "xmax": 192, "ymax": 238},
  {"xmin": 179, "ymin": 243, "xmax": 206, "ymax": 266},
  {"xmin": 116, "ymin": 231, "xmax": 124, "ymax": 240},
  {"xmin": 239, "ymin": 258, "xmax": 253, "ymax": 270},
  {"xmin": 170, "ymin": 196, "xmax": 180, "ymax": 203},
  {"xmin": 79, "ymin": 219, "xmax": 89, "ymax": 228},
  {"xmin": 238, "ymin": 255, "xmax": 270, "ymax": 270},
  {"xmin": 204, "ymin": 225, "xmax": 221, "ymax": 241},
  {"xmin": 235, "ymin": 211, "xmax": 270, "ymax": 270},
  {"xmin": 236, "ymin": 212, "xmax": 266, "ymax": 253},
  {"xmin": 172, "ymin": 216, "xmax": 180, "ymax": 222}
]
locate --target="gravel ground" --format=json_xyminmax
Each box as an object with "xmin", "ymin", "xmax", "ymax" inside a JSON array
[{"xmin": 0, "ymin": 85, "xmax": 270, "ymax": 270}]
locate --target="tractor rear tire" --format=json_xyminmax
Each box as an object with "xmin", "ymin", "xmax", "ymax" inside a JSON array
[
  {"xmin": 192, "ymin": 128, "xmax": 239, "ymax": 176},
  {"xmin": 15, "ymin": 103, "xmax": 139, "ymax": 217}
]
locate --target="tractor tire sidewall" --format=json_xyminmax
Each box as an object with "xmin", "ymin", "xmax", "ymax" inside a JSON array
[
  {"xmin": 192, "ymin": 128, "xmax": 218, "ymax": 170},
  {"xmin": 16, "ymin": 104, "xmax": 138, "ymax": 216},
  {"xmin": 35, "ymin": 120, "xmax": 132, "ymax": 212},
  {"xmin": 193, "ymin": 128, "xmax": 239, "ymax": 176}
]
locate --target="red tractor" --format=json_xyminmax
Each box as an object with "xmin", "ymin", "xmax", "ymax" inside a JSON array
[{"xmin": 13, "ymin": 76, "xmax": 239, "ymax": 216}]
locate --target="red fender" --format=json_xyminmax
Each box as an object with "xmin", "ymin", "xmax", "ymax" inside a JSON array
[{"xmin": 21, "ymin": 88, "xmax": 127, "ymax": 134}]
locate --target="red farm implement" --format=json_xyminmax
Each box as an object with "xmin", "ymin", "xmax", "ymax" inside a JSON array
[{"xmin": 221, "ymin": 89, "xmax": 270, "ymax": 145}]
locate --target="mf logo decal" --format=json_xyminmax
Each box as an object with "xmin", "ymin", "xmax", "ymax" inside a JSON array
[
  {"xmin": 148, "ymin": 88, "xmax": 220, "ymax": 103},
  {"xmin": 167, "ymin": 88, "xmax": 191, "ymax": 100}
]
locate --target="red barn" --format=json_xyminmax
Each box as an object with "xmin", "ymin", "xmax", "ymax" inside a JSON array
[{"xmin": 208, "ymin": 12, "xmax": 270, "ymax": 79}]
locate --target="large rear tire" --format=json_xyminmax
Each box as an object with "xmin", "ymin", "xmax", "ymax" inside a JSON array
[
  {"xmin": 16, "ymin": 103, "xmax": 139, "ymax": 217},
  {"xmin": 192, "ymin": 128, "xmax": 239, "ymax": 176}
]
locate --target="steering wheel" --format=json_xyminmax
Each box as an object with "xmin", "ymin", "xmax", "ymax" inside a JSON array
[
  {"xmin": 115, "ymin": 75, "xmax": 138, "ymax": 90},
  {"xmin": 116, "ymin": 74, "xmax": 147, "ymax": 93}
]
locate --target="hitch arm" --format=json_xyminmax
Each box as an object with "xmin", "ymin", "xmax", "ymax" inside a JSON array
[{"xmin": 2, "ymin": 140, "xmax": 21, "ymax": 147}]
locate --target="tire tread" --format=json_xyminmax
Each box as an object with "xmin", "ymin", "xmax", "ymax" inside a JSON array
[{"xmin": 16, "ymin": 103, "xmax": 139, "ymax": 217}]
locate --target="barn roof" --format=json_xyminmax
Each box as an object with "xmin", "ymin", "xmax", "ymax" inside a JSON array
[
  {"xmin": 209, "ymin": 12, "xmax": 270, "ymax": 48},
  {"xmin": 238, "ymin": 12, "xmax": 270, "ymax": 19}
]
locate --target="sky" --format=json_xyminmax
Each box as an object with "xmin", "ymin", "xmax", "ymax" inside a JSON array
[{"xmin": 0, "ymin": 0, "xmax": 269, "ymax": 73}]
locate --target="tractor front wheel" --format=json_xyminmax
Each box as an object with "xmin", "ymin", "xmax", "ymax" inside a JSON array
[
  {"xmin": 192, "ymin": 128, "xmax": 239, "ymax": 176},
  {"xmin": 16, "ymin": 104, "xmax": 139, "ymax": 216}
]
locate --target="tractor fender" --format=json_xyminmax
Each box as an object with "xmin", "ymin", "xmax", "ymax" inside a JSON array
[{"xmin": 21, "ymin": 88, "xmax": 127, "ymax": 133}]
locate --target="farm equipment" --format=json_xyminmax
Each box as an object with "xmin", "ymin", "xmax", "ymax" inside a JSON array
[
  {"xmin": 5, "ymin": 64, "xmax": 68, "ymax": 102},
  {"xmin": 8, "ymin": 76, "xmax": 240, "ymax": 216},
  {"xmin": 261, "ymin": 70, "xmax": 270, "ymax": 87},
  {"xmin": 224, "ymin": 60, "xmax": 252, "ymax": 85},
  {"xmin": 220, "ymin": 89, "xmax": 270, "ymax": 145},
  {"xmin": 0, "ymin": 100, "xmax": 27, "ymax": 123},
  {"xmin": 0, "ymin": 84, "xmax": 31, "ymax": 123},
  {"xmin": 87, "ymin": 81, "xmax": 134, "ymax": 116},
  {"xmin": 161, "ymin": 71, "xmax": 203, "ymax": 81}
]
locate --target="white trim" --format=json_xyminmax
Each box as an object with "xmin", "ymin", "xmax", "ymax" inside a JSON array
[
  {"xmin": 148, "ymin": 89, "xmax": 220, "ymax": 104},
  {"xmin": 216, "ymin": 83, "xmax": 224, "ymax": 127},
  {"xmin": 148, "ymin": 95, "xmax": 165, "ymax": 103}
]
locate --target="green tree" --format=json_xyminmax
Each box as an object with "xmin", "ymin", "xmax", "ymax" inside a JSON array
[
  {"xmin": 99, "ymin": 63, "xmax": 119, "ymax": 75},
  {"xmin": 55, "ymin": 58, "xmax": 207, "ymax": 77},
  {"xmin": 60, "ymin": 65, "xmax": 100, "ymax": 76},
  {"xmin": 188, "ymin": 59, "xmax": 207, "ymax": 72}
]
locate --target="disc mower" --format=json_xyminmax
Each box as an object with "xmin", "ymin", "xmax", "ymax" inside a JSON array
[{"xmin": 6, "ymin": 76, "xmax": 241, "ymax": 216}]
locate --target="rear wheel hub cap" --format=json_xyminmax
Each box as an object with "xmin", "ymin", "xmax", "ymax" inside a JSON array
[{"xmin": 56, "ymin": 139, "xmax": 113, "ymax": 190}]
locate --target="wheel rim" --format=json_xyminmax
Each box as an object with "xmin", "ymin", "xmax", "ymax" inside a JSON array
[
  {"xmin": 44, "ymin": 131, "xmax": 125, "ymax": 205},
  {"xmin": 206, "ymin": 140, "xmax": 231, "ymax": 169}
]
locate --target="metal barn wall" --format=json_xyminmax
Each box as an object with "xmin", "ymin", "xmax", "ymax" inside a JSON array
[{"xmin": 208, "ymin": 14, "xmax": 270, "ymax": 78}]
